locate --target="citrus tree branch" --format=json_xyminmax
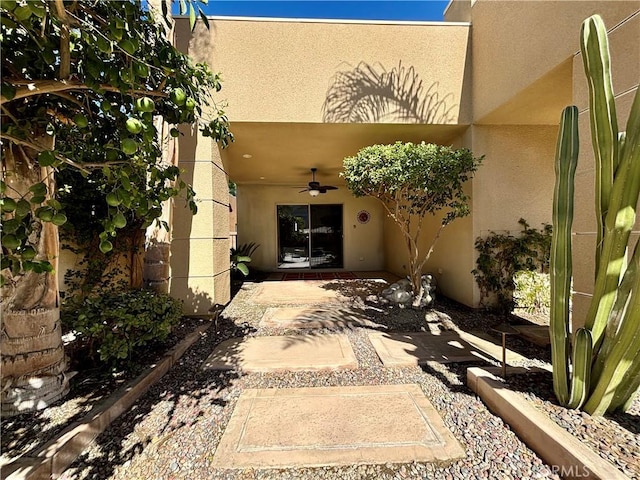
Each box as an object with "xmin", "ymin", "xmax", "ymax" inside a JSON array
[{"xmin": 1, "ymin": 80, "xmax": 168, "ymax": 105}]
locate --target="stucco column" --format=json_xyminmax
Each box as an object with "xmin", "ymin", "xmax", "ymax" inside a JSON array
[{"xmin": 170, "ymin": 123, "xmax": 231, "ymax": 314}]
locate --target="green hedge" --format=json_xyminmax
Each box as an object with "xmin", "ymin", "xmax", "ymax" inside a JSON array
[{"xmin": 62, "ymin": 289, "xmax": 183, "ymax": 365}]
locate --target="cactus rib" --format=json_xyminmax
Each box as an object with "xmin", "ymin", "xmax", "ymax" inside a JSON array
[{"xmin": 550, "ymin": 105, "xmax": 579, "ymax": 406}]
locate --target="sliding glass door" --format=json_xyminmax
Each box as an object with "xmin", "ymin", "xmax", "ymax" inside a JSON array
[{"xmin": 277, "ymin": 204, "xmax": 343, "ymax": 269}]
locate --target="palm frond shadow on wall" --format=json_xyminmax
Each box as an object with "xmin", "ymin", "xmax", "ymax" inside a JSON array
[{"xmin": 322, "ymin": 61, "xmax": 456, "ymax": 124}]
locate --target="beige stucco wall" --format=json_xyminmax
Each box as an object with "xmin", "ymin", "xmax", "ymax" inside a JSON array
[
  {"xmin": 469, "ymin": 125, "xmax": 558, "ymax": 306},
  {"xmin": 167, "ymin": 3, "xmax": 638, "ymax": 312},
  {"xmin": 469, "ymin": 0, "xmax": 640, "ymax": 123},
  {"xmin": 236, "ymin": 185, "xmax": 384, "ymax": 272},
  {"xmin": 571, "ymin": 11, "xmax": 640, "ymax": 330},
  {"xmin": 175, "ymin": 18, "xmax": 471, "ymax": 125}
]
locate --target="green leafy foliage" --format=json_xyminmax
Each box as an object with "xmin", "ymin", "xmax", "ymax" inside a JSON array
[
  {"xmin": 61, "ymin": 289, "xmax": 183, "ymax": 365},
  {"xmin": 231, "ymin": 242, "xmax": 260, "ymax": 277},
  {"xmin": 513, "ymin": 270, "xmax": 551, "ymax": 314},
  {"xmin": 0, "ymin": 0, "xmax": 233, "ymax": 286},
  {"xmin": 343, "ymin": 142, "xmax": 482, "ymax": 305},
  {"xmin": 472, "ymin": 219, "xmax": 552, "ymax": 312}
]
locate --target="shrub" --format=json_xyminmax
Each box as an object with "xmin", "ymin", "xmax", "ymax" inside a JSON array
[
  {"xmin": 513, "ymin": 270, "xmax": 551, "ymax": 314},
  {"xmin": 472, "ymin": 219, "xmax": 551, "ymax": 312},
  {"xmin": 62, "ymin": 289, "xmax": 183, "ymax": 365}
]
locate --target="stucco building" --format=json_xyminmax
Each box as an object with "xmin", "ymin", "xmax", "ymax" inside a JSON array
[{"xmin": 168, "ymin": 0, "xmax": 640, "ymax": 322}]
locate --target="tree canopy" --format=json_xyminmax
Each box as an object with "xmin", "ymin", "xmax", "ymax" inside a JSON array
[
  {"xmin": 343, "ymin": 141, "xmax": 482, "ymax": 306},
  {"xmin": 0, "ymin": 0, "xmax": 232, "ymax": 415},
  {"xmin": 0, "ymin": 0, "xmax": 232, "ymax": 285}
]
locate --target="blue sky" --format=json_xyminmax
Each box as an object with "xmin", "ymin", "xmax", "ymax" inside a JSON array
[{"xmin": 176, "ymin": 1, "xmax": 450, "ymax": 22}]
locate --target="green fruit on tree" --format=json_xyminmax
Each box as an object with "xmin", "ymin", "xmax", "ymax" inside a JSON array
[
  {"xmin": 170, "ymin": 88, "xmax": 187, "ymax": 106},
  {"xmin": 74, "ymin": 114, "xmax": 89, "ymax": 128},
  {"xmin": 2, "ymin": 234, "xmax": 20, "ymax": 250},
  {"xmin": 125, "ymin": 117, "xmax": 143, "ymax": 134},
  {"xmin": 99, "ymin": 240, "xmax": 113, "ymax": 253},
  {"xmin": 113, "ymin": 212, "xmax": 127, "ymax": 229},
  {"xmin": 106, "ymin": 192, "xmax": 121, "ymax": 207},
  {"xmin": 1, "ymin": 198, "xmax": 17, "ymax": 213},
  {"xmin": 21, "ymin": 246, "xmax": 36, "ymax": 260},
  {"xmin": 36, "ymin": 207, "xmax": 54, "ymax": 222},
  {"xmin": 121, "ymin": 138, "xmax": 138, "ymax": 155},
  {"xmin": 185, "ymin": 97, "xmax": 196, "ymax": 110},
  {"xmin": 101, "ymin": 100, "xmax": 112, "ymax": 112},
  {"xmin": 51, "ymin": 213, "xmax": 67, "ymax": 226},
  {"xmin": 135, "ymin": 97, "xmax": 155, "ymax": 113},
  {"xmin": 134, "ymin": 62, "xmax": 149, "ymax": 78}
]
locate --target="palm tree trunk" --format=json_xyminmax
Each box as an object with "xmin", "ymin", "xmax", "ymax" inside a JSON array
[{"xmin": 1, "ymin": 145, "xmax": 69, "ymax": 416}]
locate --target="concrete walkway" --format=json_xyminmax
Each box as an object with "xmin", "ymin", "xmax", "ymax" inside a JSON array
[
  {"xmin": 202, "ymin": 334, "xmax": 358, "ymax": 372},
  {"xmin": 211, "ymin": 384, "xmax": 465, "ymax": 468},
  {"xmin": 205, "ymin": 275, "xmax": 476, "ymax": 470}
]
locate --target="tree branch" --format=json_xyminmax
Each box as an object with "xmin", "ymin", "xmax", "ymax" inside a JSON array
[
  {"xmin": 1, "ymin": 133, "xmax": 90, "ymax": 174},
  {"xmin": 54, "ymin": 0, "xmax": 71, "ymax": 79},
  {"xmin": 1, "ymin": 80, "xmax": 168, "ymax": 106}
]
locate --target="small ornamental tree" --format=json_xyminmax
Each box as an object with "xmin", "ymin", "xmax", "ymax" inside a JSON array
[
  {"xmin": 343, "ymin": 142, "xmax": 482, "ymax": 307},
  {"xmin": 0, "ymin": 0, "xmax": 232, "ymax": 415}
]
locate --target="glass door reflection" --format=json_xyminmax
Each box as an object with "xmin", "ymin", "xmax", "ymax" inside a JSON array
[
  {"xmin": 277, "ymin": 205, "xmax": 310, "ymax": 269},
  {"xmin": 309, "ymin": 204, "xmax": 343, "ymax": 268}
]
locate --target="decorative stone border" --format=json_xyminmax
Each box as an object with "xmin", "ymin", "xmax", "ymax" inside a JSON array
[
  {"xmin": 467, "ymin": 367, "xmax": 630, "ymax": 480},
  {"xmin": 3, "ymin": 322, "xmax": 213, "ymax": 480}
]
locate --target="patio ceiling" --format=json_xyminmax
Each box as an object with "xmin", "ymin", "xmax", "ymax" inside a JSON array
[{"xmin": 222, "ymin": 122, "xmax": 469, "ymax": 188}]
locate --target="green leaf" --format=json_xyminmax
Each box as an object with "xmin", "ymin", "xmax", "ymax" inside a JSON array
[
  {"xmin": 99, "ymin": 239, "xmax": 113, "ymax": 253},
  {"xmin": 15, "ymin": 199, "xmax": 31, "ymax": 217},
  {"xmin": 189, "ymin": 4, "xmax": 196, "ymax": 31},
  {"xmin": 199, "ymin": 10, "xmax": 209, "ymax": 30},
  {"xmin": 2, "ymin": 219, "xmax": 20, "ymax": 233},
  {"xmin": 37, "ymin": 150, "xmax": 56, "ymax": 167},
  {"xmin": 29, "ymin": 182, "xmax": 47, "ymax": 195},
  {"xmin": 236, "ymin": 263, "xmax": 249, "ymax": 276},
  {"xmin": 13, "ymin": 5, "xmax": 32, "ymax": 21},
  {"xmin": 1, "ymin": 83, "xmax": 16, "ymax": 101}
]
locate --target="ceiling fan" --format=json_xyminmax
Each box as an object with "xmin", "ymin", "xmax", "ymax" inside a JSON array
[{"xmin": 299, "ymin": 168, "xmax": 338, "ymax": 197}]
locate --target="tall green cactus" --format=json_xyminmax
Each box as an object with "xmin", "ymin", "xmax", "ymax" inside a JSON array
[{"xmin": 550, "ymin": 14, "xmax": 640, "ymax": 415}]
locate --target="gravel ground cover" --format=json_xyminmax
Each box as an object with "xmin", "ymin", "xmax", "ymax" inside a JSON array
[
  {"xmin": 1, "ymin": 316, "xmax": 209, "ymax": 464},
  {"xmin": 11, "ymin": 278, "xmax": 636, "ymax": 480}
]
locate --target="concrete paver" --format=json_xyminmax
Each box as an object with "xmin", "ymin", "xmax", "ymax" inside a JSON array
[
  {"xmin": 201, "ymin": 334, "xmax": 358, "ymax": 372},
  {"xmin": 369, "ymin": 330, "xmax": 529, "ymax": 367},
  {"xmin": 251, "ymin": 281, "xmax": 345, "ymax": 304},
  {"xmin": 259, "ymin": 307, "xmax": 385, "ymax": 329},
  {"xmin": 211, "ymin": 384, "xmax": 465, "ymax": 468}
]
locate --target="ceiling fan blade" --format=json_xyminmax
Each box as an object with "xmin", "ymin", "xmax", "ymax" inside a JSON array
[
  {"xmin": 322, "ymin": 185, "xmax": 338, "ymax": 190},
  {"xmin": 308, "ymin": 181, "xmax": 320, "ymax": 189},
  {"xmin": 298, "ymin": 188, "xmax": 309, "ymax": 193}
]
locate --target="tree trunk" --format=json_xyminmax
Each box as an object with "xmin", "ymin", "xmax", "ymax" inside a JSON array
[{"xmin": 1, "ymin": 145, "xmax": 69, "ymax": 416}]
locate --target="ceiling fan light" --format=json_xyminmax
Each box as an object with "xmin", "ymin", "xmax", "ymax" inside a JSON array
[{"xmin": 308, "ymin": 189, "xmax": 320, "ymax": 197}]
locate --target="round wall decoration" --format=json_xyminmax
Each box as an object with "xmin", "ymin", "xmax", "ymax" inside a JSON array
[{"xmin": 357, "ymin": 210, "xmax": 371, "ymax": 224}]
